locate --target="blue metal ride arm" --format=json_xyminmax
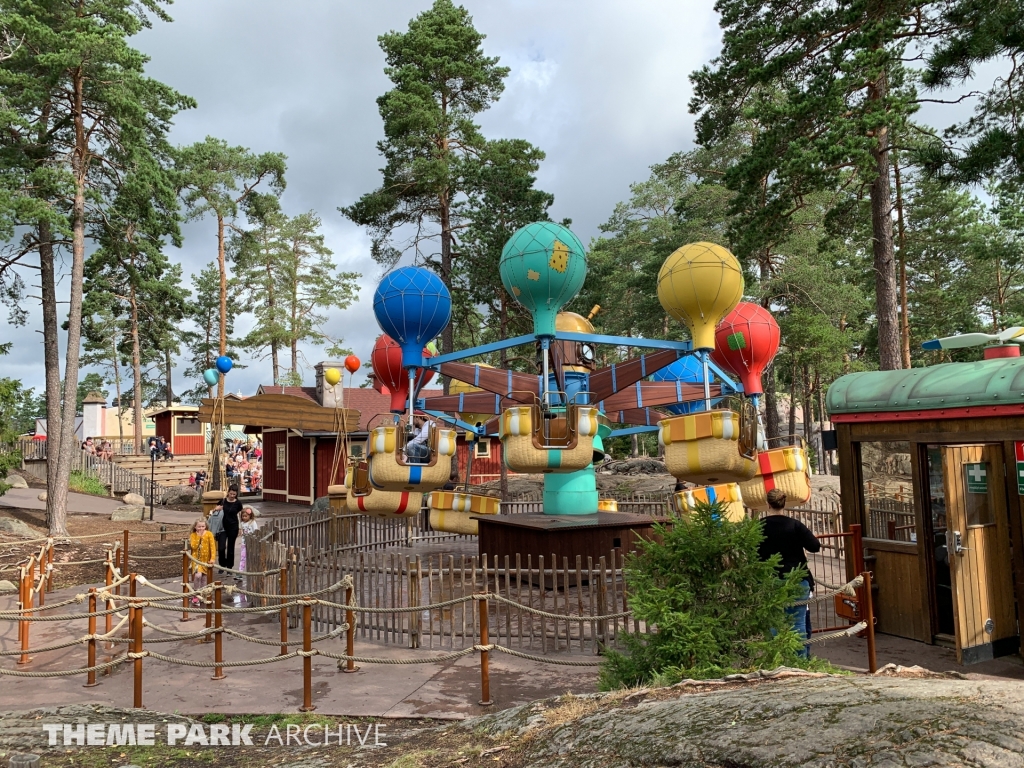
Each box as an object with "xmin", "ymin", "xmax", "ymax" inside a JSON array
[
  {"xmin": 418, "ymin": 407, "xmax": 487, "ymax": 436},
  {"xmin": 423, "ymin": 334, "xmax": 538, "ymax": 367},
  {"xmin": 555, "ymin": 332, "xmax": 694, "ymax": 351}
]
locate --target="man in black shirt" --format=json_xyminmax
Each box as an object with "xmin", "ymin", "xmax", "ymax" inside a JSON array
[{"xmin": 758, "ymin": 488, "xmax": 821, "ymax": 657}]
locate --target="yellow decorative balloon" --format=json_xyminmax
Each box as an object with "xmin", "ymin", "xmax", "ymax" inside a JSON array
[
  {"xmin": 324, "ymin": 367, "xmax": 342, "ymax": 387},
  {"xmin": 657, "ymin": 242, "xmax": 744, "ymax": 350}
]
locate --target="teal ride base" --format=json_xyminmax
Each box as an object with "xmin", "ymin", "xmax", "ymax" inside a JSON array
[
  {"xmin": 543, "ymin": 465, "xmax": 599, "ymax": 516},
  {"xmin": 540, "ymin": 422, "xmax": 609, "ymax": 516}
]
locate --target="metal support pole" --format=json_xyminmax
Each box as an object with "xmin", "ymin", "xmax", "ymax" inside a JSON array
[
  {"xmin": 701, "ymin": 351, "xmax": 712, "ymax": 411},
  {"xmin": 343, "ymin": 585, "xmax": 358, "ymax": 673},
  {"xmin": 861, "ymin": 570, "xmax": 877, "ymax": 674},
  {"xmin": 150, "ymin": 453, "xmax": 155, "ymax": 521},
  {"xmin": 478, "ymin": 595, "xmax": 492, "ymax": 706},
  {"xmin": 84, "ymin": 589, "xmax": 98, "ymax": 687},
  {"xmin": 181, "ymin": 550, "xmax": 190, "ymax": 622},
  {"xmin": 128, "ymin": 574, "xmax": 137, "ymax": 646},
  {"xmin": 45, "ymin": 540, "xmax": 54, "ymax": 593},
  {"xmin": 407, "ymin": 369, "xmax": 416, "ymax": 427},
  {"xmin": 104, "ymin": 553, "xmax": 113, "ymax": 644},
  {"xmin": 204, "ymin": 583, "xmax": 213, "ymax": 639},
  {"xmin": 279, "ymin": 567, "xmax": 288, "ymax": 655},
  {"xmin": 299, "ymin": 600, "xmax": 315, "ymax": 712},
  {"xmin": 211, "ymin": 582, "xmax": 224, "ymax": 680},
  {"xmin": 541, "ymin": 340, "xmax": 550, "ymax": 407}
]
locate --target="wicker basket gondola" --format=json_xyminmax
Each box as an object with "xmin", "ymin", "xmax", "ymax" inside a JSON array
[
  {"xmin": 738, "ymin": 445, "xmax": 811, "ymax": 511},
  {"xmin": 427, "ymin": 490, "xmax": 500, "ymax": 535},
  {"xmin": 500, "ymin": 404, "xmax": 605, "ymax": 474},
  {"xmin": 344, "ymin": 462, "xmax": 422, "ymax": 518},
  {"xmin": 659, "ymin": 410, "xmax": 757, "ymax": 485},
  {"xmin": 367, "ymin": 424, "xmax": 457, "ymax": 492},
  {"xmin": 597, "ymin": 498, "xmax": 619, "ymax": 512},
  {"xmin": 673, "ymin": 483, "xmax": 746, "ymax": 522}
]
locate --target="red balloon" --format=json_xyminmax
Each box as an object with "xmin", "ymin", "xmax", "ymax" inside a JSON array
[
  {"xmin": 371, "ymin": 335, "xmax": 435, "ymax": 412},
  {"xmin": 711, "ymin": 302, "xmax": 780, "ymax": 396},
  {"xmin": 344, "ymin": 354, "xmax": 361, "ymax": 374}
]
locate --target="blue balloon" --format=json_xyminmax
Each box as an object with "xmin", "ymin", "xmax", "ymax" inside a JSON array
[
  {"xmin": 203, "ymin": 369, "xmax": 220, "ymax": 387},
  {"xmin": 215, "ymin": 356, "xmax": 233, "ymax": 374},
  {"xmin": 373, "ymin": 266, "xmax": 452, "ymax": 368},
  {"xmin": 651, "ymin": 356, "xmax": 723, "ymax": 415}
]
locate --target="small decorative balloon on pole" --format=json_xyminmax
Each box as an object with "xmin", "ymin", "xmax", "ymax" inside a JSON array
[
  {"xmin": 203, "ymin": 369, "xmax": 219, "ymax": 388},
  {"xmin": 215, "ymin": 356, "xmax": 233, "ymax": 374}
]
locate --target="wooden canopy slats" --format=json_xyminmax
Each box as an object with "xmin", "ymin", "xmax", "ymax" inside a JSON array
[
  {"xmin": 589, "ymin": 349, "xmax": 685, "ymax": 401},
  {"xmin": 606, "ymin": 407, "xmax": 669, "ymax": 425},
  {"xmin": 439, "ymin": 362, "xmax": 539, "ymax": 400},
  {"xmin": 422, "ymin": 392, "xmax": 519, "ymax": 415},
  {"xmin": 598, "ymin": 381, "xmax": 719, "ymax": 411},
  {"xmin": 198, "ymin": 394, "xmax": 359, "ymax": 433}
]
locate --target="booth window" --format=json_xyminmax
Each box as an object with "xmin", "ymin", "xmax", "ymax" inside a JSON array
[
  {"xmin": 176, "ymin": 417, "xmax": 202, "ymax": 435},
  {"xmin": 349, "ymin": 443, "xmax": 365, "ymax": 459},
  {"xmin": 474, "ymin": 440, "xmax": 491, "ymax": 458},
  {"xmin": 276, "ymin": 444, "xmax": 286, "ymax": 470},
  {"xmin": 858, "ymin": 440, "xmax": 918, "ymax": 541}
]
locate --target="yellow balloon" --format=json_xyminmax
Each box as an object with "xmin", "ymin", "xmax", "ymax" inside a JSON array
[
  {"xmin": 657, "ymin": 242, "xmax": 744, "ymax": 350},
  {"xmin": 324, "ymin": 367, "xmax": 342, "ymax": 387}
]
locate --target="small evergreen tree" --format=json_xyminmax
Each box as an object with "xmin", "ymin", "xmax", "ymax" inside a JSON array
[{"xmin": 600, "ymin": 501, "xmax": 811, "ymax": 689}]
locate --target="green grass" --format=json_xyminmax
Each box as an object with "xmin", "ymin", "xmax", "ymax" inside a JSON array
[{"xmin": 68, "ymin": 470, "xmax": 109, "ymax": 497}]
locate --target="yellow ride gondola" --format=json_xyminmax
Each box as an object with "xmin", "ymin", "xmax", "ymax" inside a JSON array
[
  {"xmin": 738, "ymin": 438, "xmax": 811, "ymax": 511},
  {"xmin": 345, "ymin": 461, "xmax": 422, "ymax": 518},
  {"xmin": 500, "ymin": 403, "xmax": 606, "ymax": 474},
  {"xmin": 427, "ymin": 490, "xmax": 500, "ymax": 535},
  {"xmin": 597, "ymin": 498, "xmax": 619, "ymax": 512},
  {"xmin": 673, "ymin": 482, "xmax": 746, "ymax": 522},
  {"xmin": 659, "ymin": 406, "xmax": 757, "ymax": 485},
  {"xmin": 367, "ymin": 423, "xmax": 457, "ymax": 492}
]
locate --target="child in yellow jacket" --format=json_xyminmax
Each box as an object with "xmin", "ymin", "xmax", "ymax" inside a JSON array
[{"xmin": 188, "ymin": 517, "xmax": 216, "ymax": 606}]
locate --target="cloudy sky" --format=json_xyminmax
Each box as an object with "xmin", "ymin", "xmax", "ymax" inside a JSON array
[{"xmin": 1, "ymin": 0, "xmax": 984, "ymax": 400}]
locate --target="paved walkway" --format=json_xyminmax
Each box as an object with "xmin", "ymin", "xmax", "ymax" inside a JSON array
[{"xmin": 0, "ymin": 577, "xmax": 598, "ymax": 718}]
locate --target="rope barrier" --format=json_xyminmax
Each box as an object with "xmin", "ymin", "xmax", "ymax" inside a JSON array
[
  {"xmin": 809, "ymin": 621, "xmax": 868, "ymax": 645},
  {"xmin": 490, "ymin": 645, "xmax": 604, "ymax": 666},
  {"xmin": 184, "ymin": 551, "xmax": 280, "ymax": 577},
  {"xmin": 0, "ymin": 657, "xmax": 127, "ymax": 678},
  {"xmin": 488, "ymin": 592, "xmax": 634, "ymax": 622},
  {"xmin": 144, "ymin": 650, "xmax": 300, "ymax": 668},
  {"xmin": 795, "ymin": 575, "xmax": 863, "ymax": 607},
  {"xmin": 318, "ymin": 647, "xmax": 478, "ymax": 665}
]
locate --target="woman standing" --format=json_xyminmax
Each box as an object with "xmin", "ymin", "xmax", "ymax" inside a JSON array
[{"xmin": 219, "ymin": 485, "xmax": 244, "ymax": 579}]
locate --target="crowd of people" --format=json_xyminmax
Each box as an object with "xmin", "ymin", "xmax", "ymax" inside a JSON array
[
  {"xmin": 80, "ymin": 436, "xmax": 114, "ymax": 461},
  {"xmin": 188, "ymin": 437, "xmax": 263, "ymax": 495}
]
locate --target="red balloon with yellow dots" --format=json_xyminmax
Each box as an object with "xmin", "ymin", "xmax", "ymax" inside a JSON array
[
  {"xmin": 371, "ymin": 335, "xmax": 435, "ymax": 412},
  {"xmin": 710, "ymin": 302, "xmax": 780, "ymax": 396}
]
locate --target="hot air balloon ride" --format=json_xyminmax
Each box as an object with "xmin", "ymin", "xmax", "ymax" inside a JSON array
[{"xmin": 656, "ymin": 242, "xmax": 757, "ymax": 485}]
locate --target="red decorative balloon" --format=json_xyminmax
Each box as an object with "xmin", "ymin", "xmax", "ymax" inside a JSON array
[
  {"xmin": 344, "ymin": 354, "xmax": 361, "ymax": 374},
  {"xmin": 371, "ymin": 335, "xmax": 435, "ymax": 412},
  {"xmin": 711, "ymin": 302, "xmax": 780, "ymax": 396}
]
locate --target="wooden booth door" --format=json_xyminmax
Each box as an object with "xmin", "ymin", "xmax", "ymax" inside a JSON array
[{"xmin": 940, "ymin": 445, "xmax": 1018, "ymax": 664}]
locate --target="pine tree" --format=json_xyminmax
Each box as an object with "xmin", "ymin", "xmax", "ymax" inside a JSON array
[
  {"xmin": 180, "ymin": 263, "xmax": 244, "ymax": 404},
  {"xmin": 0, "ymin": 0, "xmax": 193, "ymax": 535},
  {"xmin": 341, "ymin": 0, "xmax": 508, "ymax": 357}
]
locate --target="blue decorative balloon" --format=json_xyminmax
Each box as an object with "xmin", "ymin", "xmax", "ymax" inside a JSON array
[
  {"xmin": 215, "ymin": 355, "xmax": 233, "ymax": 374},
  {"xmin": 373, "ymin": 266, "xmax": 452, "ymax": 368},
  {"xmin": 203, "ymin": 368, "xmax": 220, "ymax": 387},
  {"xmin": 651, "ymin": 355, "xmax": 722, "ymax": 415}
]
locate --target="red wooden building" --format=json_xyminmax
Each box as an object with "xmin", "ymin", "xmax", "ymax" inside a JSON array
[{"xmin": 150, "ymin": 406, "xmax": 205, "ymax": 455}]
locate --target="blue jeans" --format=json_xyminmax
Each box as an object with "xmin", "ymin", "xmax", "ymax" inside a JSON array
[
  {"xmin": 785, "ymin": 579, "xmax": 812, "ymax": 658},
  {"xmin": 406, "ymin": 443, "xmax": 430, "ymax": 464}
]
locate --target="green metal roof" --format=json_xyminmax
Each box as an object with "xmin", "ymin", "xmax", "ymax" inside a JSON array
[{"xmin": 826, "ymin": 357, "xmax": 1024, "ymax": 414}]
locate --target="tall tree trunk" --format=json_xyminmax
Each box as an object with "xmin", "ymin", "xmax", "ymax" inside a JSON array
[
  {"xmin": 165, "ymin": 348, "xmax": 173, "ymax": 407},
  {"xmin": 440, "ymin": 191, "xmax": 453, "ymax": 389},
  {"xmin": 893, "ymin": 148, "xmax": 911, "ymax": 368},
  {"xmin": 211, "ymin": 213, "xmax": 227, "ymax": 491},
  {"xmin": 816, "ymin": 370, "xmax": 830, "ymax": 476},
  {"xmin": 113, "ymin": 332, "xmax": 124, "ymax": 444},
  {"xmin": 290, "ymin": 277, "xmax": 298, "ymax": 376},
  {"xmin": 868, "ymin": 69, "xmax": 901, "ymax": 371},
  {"xmin": 763, "ymin": 360, "xmax": 781, "ymax": 441},
  {"xmin": 129, "ymin": 281, "xmax": 143, "ymax": 456},
  {"xmin": 39, "ymin": 222, "xmax": 63, "ymax": 532},
  {"xmin": 630, "ymin": 433, "xmax": 639, "ymax": 459},
  {"xmin": 788, "ymin": 360, "xmax": 798, "ymax": 441},
  {"xmin": 52, "ymin": 74, "xmax": 90, "ymax": 538},
  {"xmin": 267, "ymin": 257, "xmax": 279, "ymax": 384},
  {"xmin": 498, "ymin": 295, "xmax": 508, "ymax": 501}
]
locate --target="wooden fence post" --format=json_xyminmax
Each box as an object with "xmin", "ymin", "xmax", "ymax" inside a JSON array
[
  {"xmin": 343, "ymin": 585, "xmax": 357, "ymax": 673},
  {"xmin": 211, "ymin": 582, "xmax": 225, "ymax": 680},
  {"xmin": 279, "ymin": 566, "xmax": 288, "ymax": 655},
  {"xmin": 84, "ymin": 588, "xmax": 98, "ymax": 688},
  {"xmin": 861, "ymin": 570, "xmax": 877, "ymax": 674},
  {"xmin": 17, "ymin": 564, "xmax": 30, "ymax": 665},
  {"xmin": 104, "ymin": 552, "xmax": 113, "ymax": 644},
  {"xmin": 131, "ymin": 579, "xmax": 143, "ymax": 709},
  {"xmin": 478, "ymin": 594, "xmax": 492, "ymax": 706},
  {"xmin": 299, "ymin": 599, "xmax": 315, "ymax": 712},
  {"xmin": 181, "ymin": 550, "xmax": 190, "ymax": 622}
]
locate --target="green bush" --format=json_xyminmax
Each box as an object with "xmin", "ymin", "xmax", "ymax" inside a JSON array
[
  {"xmin": 69, "ymin": 470, "xmax": 109, "ymax": 497},
  {"xmin": 599, "ymin": 500, "xmax": 816, "ymax": 688}
]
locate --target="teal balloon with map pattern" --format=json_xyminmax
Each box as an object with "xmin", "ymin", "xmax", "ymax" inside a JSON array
[{"xmin": 499, "ymin": 221, "xmax": 587, "ymax": 337}]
